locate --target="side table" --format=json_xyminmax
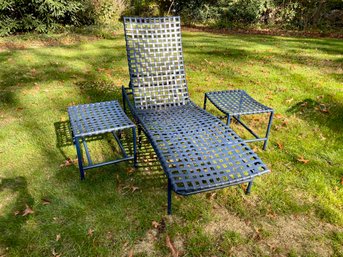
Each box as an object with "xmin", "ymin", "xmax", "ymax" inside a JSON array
[
  {"xmin": 204, "ymin": 90, "xmax": 274, "ymax": 150},
  {"xmin": 68, "ymin": 100, "xmax": 137, "ymax": 180}
]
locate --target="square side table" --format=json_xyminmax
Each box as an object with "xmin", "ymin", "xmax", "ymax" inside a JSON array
[
  {"xmin": 204, "ymin": 90, "xmax": 274, "ymax": 150},
  {"xmin": 68, "ymin": 100, "xmax": 137, "ymax": 180}
]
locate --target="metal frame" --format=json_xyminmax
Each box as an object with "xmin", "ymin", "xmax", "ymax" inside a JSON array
[
  {"xmin": 123, "ymin": 17, "xmax": 270, "ymax": 215},
  {"xmin": 68, "ymin": 101, "xmax": 137, "ymax": 180},
  {"xmin": 204, "ymin": 90, "xmax": 274, "ymax": 150}
]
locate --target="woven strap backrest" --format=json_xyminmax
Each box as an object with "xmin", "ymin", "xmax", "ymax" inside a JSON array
[{"xmin": 124, "ymin": 16, "xmax": 190, "ymax": 110}]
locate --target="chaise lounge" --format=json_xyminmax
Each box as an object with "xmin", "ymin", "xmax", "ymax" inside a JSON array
[{"xmin": 122, "ymin": 16, "xmax": 270, "ymax": 214}]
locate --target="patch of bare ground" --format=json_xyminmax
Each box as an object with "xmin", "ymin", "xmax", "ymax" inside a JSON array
[
  {"xmin": 129, "ymin": 216, "xmax": 185, "ymax": 257},
  {"xmin": 0, "ymin": 34, "xmax": 100, "ymax": 51},
  {"xmin": 205, "ymin": 203, "xmax": 254, "ymax": 237},
  {"xmin": 207, "ymin": 203, "xmax": 342, "ymax": 256}
]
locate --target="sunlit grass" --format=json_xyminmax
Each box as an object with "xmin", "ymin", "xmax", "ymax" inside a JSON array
[{"xmin": 0, "ymin": 31, "xmax": 342, "ymax": 256}]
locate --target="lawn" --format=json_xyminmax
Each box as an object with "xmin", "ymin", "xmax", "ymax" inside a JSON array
[{"xmin": 0, "ymin": 30, "xmax": 342, "ymax": 257}]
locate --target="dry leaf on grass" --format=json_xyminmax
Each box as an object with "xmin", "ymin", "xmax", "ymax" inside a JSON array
[
  {"xmin": 60, "ymin": 157, "xmax": 77, "ymax": 168},
  {"xmin": 276, "ymin": 142, "xmax": 284, "ymax": 150},
  {"xmin": 22, "ymin": 204, "xmax": 34, "ymax": 216},
  {"xmin": 275, "ymin": 113, "xmax": 283, "ymax": 119},
  {"xmin": 297, "ymin": 156, "xmax": 310, "ymax": 164},
  {"xmin": 42, "ymin": 198, "xmax": 51, "ymax": 205},
  {"xmin": 166, "ymin": 235, "xmax": 179, "ymax": 257},
  {"xmin": 51, "ymin": 248, "xmax": 60, "ymax": 257},
  {"xmin": 88, "ymin": 228, "xmax": 94, "ymax": 237},
  {"xmin": 340, "ymin": 177, "xmax": 343, "ymax": 185},
  {"xmin": 128, "ymin": 249, "xmax": 134, "ymax": 257},
  {"xmin": 285, "ymin": 98, "xmax": 294, "ymax": 104},
  {"xmin": 56, "ymin": 234, "xmax": 61, "ymax": 241},
  {"xmin": 14, "ymin": 210, "xmax": 20, "ymax": 216},
  {"xmin": 152, "ymin": 221, "xmax": 160, "ymax": 229}
]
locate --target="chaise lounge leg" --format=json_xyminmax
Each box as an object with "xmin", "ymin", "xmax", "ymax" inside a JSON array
[
  {"xmin": 138, "ymin": 126, "xmax": 142, "ymax": 148},
  {"xmin": 133, "ymin": 127, "xmax": 138, "ymax": 168},
  {"xmin": 167, "ymin": 179, "xmax": 172, "ymax": 215},
  {"xmin": 263, "ymin": 112, "xmax": 274, "ymax": 150},
  {"xmin": 203, "ymin": 94, "xmax": 207, "ymax": 110},
  {"xmin": 245, "ymin": 181, "xmax": 253, "ymax": 195},
  {"xmin": 226, "ymin": 114, "xmax": 231, "ymax": 125}
]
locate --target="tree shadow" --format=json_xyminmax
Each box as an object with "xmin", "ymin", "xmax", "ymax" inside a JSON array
[
  {"xmin": 0, "ymin": 177, "xmax": 34, "ymax": 252},
  {"xmin": 287, "ymin": 98, "xmax": 343, "ymax": 134}
]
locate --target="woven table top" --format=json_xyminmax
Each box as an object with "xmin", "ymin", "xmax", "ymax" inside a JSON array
[
  {"xmin": 68, "ymin": 101, "xmax": 135, "ymax": 137},
  {"xmin": 206, "ymin": 90, "xmax": 273, "ymax": 116}
]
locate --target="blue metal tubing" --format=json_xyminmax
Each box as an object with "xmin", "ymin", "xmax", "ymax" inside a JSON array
[
  {"xmin": 245, "ymin": 180, "xmax": 253, "ymax": 194},
  {"xmin": 81, "ymin": 137, "xmax": 93, "ymax": 165},
  {"xmin": 75, "ymin": 138, "xmax": 85, "ymax": 180},
  {"xmin": 226, "ymin": 114, "xmax": 231, "ymax": 125},
  {"xmin": 232, "ymin": 116, "xmax": 260, "ymax": 139},
  {"xmin": 112, "ymin": 132, "xmax": 128, "ymax": 158},
  {"xmin": 263, "ymin": 112, "xmax": 274, "ymax": 150},
  {"xmin": 244, "ymin": 138, "xmax": 267, "ymax": 143},
  {"xmin": 83, "ymin": 156, "xmax": 134, "ymax": 170},
  {"xmin": 74, "ymin": 128, "xmax": 137, "ymax": 179},
  {"xmin": 133, "ymin": 127, "xmax": 137, "ymax": 167},
  {"xmin": 203, "ymin": 94, "xmax": 207, "ymax": 110}
]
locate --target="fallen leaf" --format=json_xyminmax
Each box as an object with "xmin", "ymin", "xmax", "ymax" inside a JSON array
[
  {"xmin": 297, "ymin": 156, "xmax": 310, "ymax": 164},
  {"xmin": 206, "ymin": 192, "xmax": 217, "ymax": 200},
  {"xmin": 16, "ymin": 107, "xmax": 24, "ymax": 111},
  {"xmin": 60, "ymin": 157, "xmax": 77, "ymax": 168},
  {"xmin": 14, "ymin": 210, "xmax": 20, "ymax": 216},
  {"xmin": 300, "ymin": 102, "xmax": 308, "ymax": 107},
  {"xmin": 166, "ymin": 235, "xmax": 179, "ymax": 257},
  {"xmin": 340, "ymin": 177, "xmax": 343, "ymax": 185},
  {"xmin": 88, "ymin": 228, "xmax": 94, "ymax": 237},
  {"xmin": 42, "ymin": 198, "xmax": 51, "ymax": 205},
  {"xmin": 22, "ymin": 204, "xmax": 34, "ymax": 216},
  {"xmin": 56, "ymin": 234, "xmax": 61, "ymax": 241},
  {"xmin": 51, "ymin": 248, "xmax": 60, "ymax": 257},
  {"xmin": 131, "ymin": 186, "xmax": 139, "ymax": 193},
  {"xmin": 126, "ymin": 167, "xmax": 135, "ymax": 175},
  {"xmin": 276, "ymin": 142, "xmax": 283, "ymax": 150},
  {"xmin": 275, "ymin": 113, "xmax": 283, "ymax": 119},
  {"xmin": 128, "ymin": 249, "xmax": 134, "ymax": 257},
  {"xmin": 158, "ymin": 218, "xmax": 166, "ymax": 234},
  {"xmin": 285, "ymin": 98, "xmax": 294, "ymax": 104},
  {"xmin": 152, "ymin": 221, "xmax": 160, "ymax": 229}
]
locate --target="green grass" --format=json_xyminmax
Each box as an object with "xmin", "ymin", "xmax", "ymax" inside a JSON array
[{"xmin": 0, "ymin": 31, "xmax": 342, "ymax": 256}]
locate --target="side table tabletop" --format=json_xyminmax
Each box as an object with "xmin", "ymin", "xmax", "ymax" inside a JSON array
[
  {"xmin": 68, "ymin": 100, "xmax": 137, "ymax": 179},
  {"xmin": 204, "ymin": 90, "xmax": 274, "ymax": 150}
]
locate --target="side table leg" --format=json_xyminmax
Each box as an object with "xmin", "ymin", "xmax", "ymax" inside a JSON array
[
  {"xmin": 75, "ymin": 137, "xmax": 85, "ymax": 180},
  {"xmin": 263, "ymin": 111, "xmax": 274, "ymax": 150}
]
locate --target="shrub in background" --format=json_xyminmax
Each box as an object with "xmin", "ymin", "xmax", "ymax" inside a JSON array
[{"xmin": 0, "ymin": 0, "xmax": 127, "ymax": 36}]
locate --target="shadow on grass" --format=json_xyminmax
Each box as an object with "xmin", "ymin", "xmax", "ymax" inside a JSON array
[
  {"xmin": 287, "ymin": 98, "xmax": 343, "ymax": 134},
  {"xmin": 0, "ymin": 177, "xmax": 33, "ymax": 251}
]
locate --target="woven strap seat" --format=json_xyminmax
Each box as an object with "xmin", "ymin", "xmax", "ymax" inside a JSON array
[
  {"xmin": 136, "ymin": 103, "xmax": 268, "ymax": 195},
  {"xmin": 206, "ymin": 90, "xmax": 273, "ymax": 116}
]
